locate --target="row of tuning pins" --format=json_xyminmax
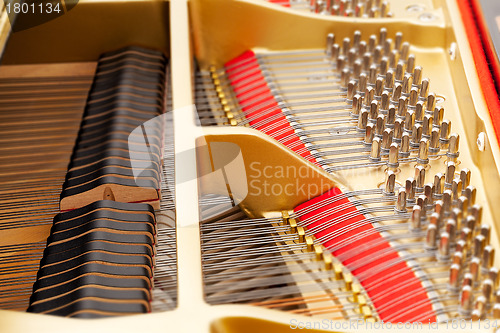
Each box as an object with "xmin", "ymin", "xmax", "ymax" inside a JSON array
[
  {"xmin": 385, "ymin": 163, "xmax": 498, "ymax": 320},
  {"xmin": 325, "ymin": 30, "xmax": 456, "ymax": 166},
  {"xmin": 310, "ymin": 0, "xmax": 391, "ymax": 18}
]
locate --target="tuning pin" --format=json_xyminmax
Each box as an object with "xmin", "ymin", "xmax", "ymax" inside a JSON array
[
  {"xmin": 482, "ymin": 279, "xmax": 493, "ymax": 305},
  {"xmin": 494, "ymin": 304, "xmax": 500, "ymax": 319},
  {"xmin": 351, "ymin": 94, "xmax": 362, "ymax": 117},
  {"xmin": 420, "ymin": 78, "xmax": 430, "ymax": 99},
  {"xmin": 405, "ymin": 177, "xmax": 416, "ymax": 204},
  {"xmin": 465, "ymin": 215, "xmax": 477, "ymax": 234},
  {"xmin": 413, "ymin": 66, "xmax": 422, "ymax": 87},
  {"xmin": 480, "ymin": 224, "xmax": 491, "ymax": 244},
  {"xmin": 459, "ymin": 168, "xmax": 471, "ymax": 191},
  {"xmin": 440, "ymin": 119, "xmax": 451, "ymax": 145},
  {"xmin": 355, "ymin": 3, "xmax": 364, "ymax": 17},
  {"xmin": 392, "ymin": 83, "xmax": 403, "ymax": 103},
  {"xmin": 376, "ymin": 115, "xmax": 385, "ymax": 136},
  {"xmin": 405, "ymin": 111, "xmax": 415, "ymax": 133},
  {"xmin": 365, "ymin": 86, "xmax": 375, "ymax": 104},
  {"xmin": 473, "ymin": 235, "xmax": 486, "ymax": 259},
  {"xmin": 347, "ymin": 80, "xmax": 358, "ymax": 101},
  {"xmin": 409, "ymin": 87, "xmax": 419, "ymax": 107},
  {"xmin": 444, "ymin": 161, "xmax": 456, "ymax": 189},
  {"xmin": 459, "ymin": 230, "xmax": 471, "ymax": 249},
  {"xmin": 459, "ymin": 285, "xmax": 474, "ymax": 317},
  {"xmin": 368, "ymin": 35, "xmax": 377, "ymax": 53},
  {"xmin": 482, "ymin": 246, "xmax": 495, "ymax": 271},
  {"xmin": 489, "ymin": 267, "xmax": 499, "ymax": 288},
  {"xmin": 385, "ymin": 70, "xmax": 394, "ymax": 90},
  {"xmin": 341, "ymin": 68, "xmax": 352, "ymax": 88},
  {"xmin": 417, "ymin": 195, "xmax": 428, "ymax": 215},
  {"xmin": 400, "ymin": 42, "xmax": 410, "ymax": 61},
  {"xmin": 326, "ymin": 33, "xmax": 335, "ymax": 56},
  {"xmin": 369, "ymin": 137, "xmax": 381, "ymax": 162},
  {"xmin": 379, "ymin": 57, "xmax": 389, "ymax": 75},
  {"xmin": 469, "ymin": 205, "xmax": 483, "ymax": 225},
  {"xmin": 337, "ymin": 54, "xmax": 346, "ymax": 71},
  {"xmin": 450, "ymin": 208, "xmax": 463, "ymax": 230},
  {"xmin": 384, "ymin": 170, "xmax": 396, "ymax": 195},
  {"xmin": 380, "ymin": 91, "xmax": 390, "ymax": 113},
  {"xmin": 358, "ymin": 41, "xmax": 367, "ymax": 57},
  {"xmin": 357, "ymin": 110, "xmax": 369, "ymax": 131},
  {"xmin": 410, "ymin": 205, "xmax": 422, "ymax": 232},
  {"xmin": 353, "ymin": 30, "xmax": 361, "ymax": 48},
  {"xmin": 453, "ymin": 250, "xmax": 464, "ymax": 266},
  {"xmin": 387, "ymin": 104, "xmax": 396, "ymax": 125},
  {"xmin": 400, "ymin": 133, "xmax": 410, "ymax": 158},
  {"xmin": 457, "ymin": 196, "xmax": 469, "ymax": 216},
  {"xmin": 470, "ymin": 257, "xmax": 482, "ymax": 286},
  {"xmin": 347, "ymin": 49, "xmax": 357, "ymax": 68},
  {"xmin": 442, "ymin": 190, "xmax": 452, "ymax": 215},
  {"xmin": 424, "ymin": 183, "xmax": 434, "ymax": 205},
  {"xmin": 369, "ymin": 64, "xmax": 378, "ymax": 84},
  {"xmin": 433, "ymin": 173, "xmax": 445, "ymax": 198},
  {"xmin": 447, "ymin": 133, "xmax": 460, "ymax": 162},
  {"xmin": 471, "ymin": 296, "xmax": 487, "ymax": 321},
  {"xmin": 414, "ymin": 100, "xmax": 424, "ymax": 121},
  {"xmin": 379, "ymin": 27, "xmax": 387, "ymax": 46},
  {"xmin": 452, "ymin": 178, "xmax": 462, "ymax": 201},
  {"xmin": 397, "ymin": 96, "xmax": 407, "ymax": 117},
  {"xmin": 422, "ymin": 114, "xmax": 433, "ymax": 138},
  {"xmin": 375, "ymin": 77, "xmax": 385, "ymax": 96},
  {"xmin": 359, "ymin": 73, "xmax": 367, "ymax": 92},
  {"xmin": 414, "ymin": 165, "xmax": 425, "ymax": 192},
  {"xmin": 369, "ymin": 100, "xmax": 379, "ymax": 121},
  {"xmin": 393, "ymin": 118, "xmax": 403, "ymax": 142},
  {"xmin": 406, "ymin": 54, "xmax": 416, "ymax": 74},
  {"xmin": 431, "ymin": 200, "xmax": 444, "ymax": 223},
  {"xmin": 417, "ymin": 139, "xmax": 429, "ymax": 166},
  {"xmin": 411, "ymin": 124, "xmax": 423, "ymax": 147},
  {"xmin": 364, "ymin": 123, "xmax": 375, "ymax": 144},
  {"xmin": 465, "ymin": 185, "xmax": 477, "ymax": 205},
  {"xmin": 438, "ymin": 231, "xmax": 451, "ymax": 261},
  {"xmin": 446, "ymin": 219, "xmax": 457, "ymax": 245},
  {"xmin": 342, "ymin": 37, "xmax": 351, "ymax": 56},
  {"xmin": 431, "ymin": 211, "xmax": 442, "ymax": 230},
  {"xmin": 426, "ymin": 93, "xmax": 436, "ymax": 113},
  {"xmin": 315, "ymin": 0, "xmax": 326, "ymax": 13},
  {"xmin": 389, "ymin": 49, "xmax": 399, "ymax": 69},
  {"xmin": 463, "ymin": 273, "xmax": 473, "ymax": 287},
  {"xmin": 429, "ymin": 127, "xmax": 440, "ymax": 154},
  {"xmin": 382, "ymin": 129, "xmax": 393, "ymax": 151},
  {"xmin": 426, "ymin": 223, "xmax": 438, "ymax": 250},
  {"xmin": 402, "ymin": 74, "xmax": 413, "ymax": 96},
  {"xmin": 395, "ymin": 61, "xmax": 405, "ymax": 81},
  {"xmin": 395, "ymin": 32, "xmax": 403, "ymax": 51},
  {"xmin": 433, "ymin": 106, "xmax": 444, "ymax": 127},
  {"xmin": 387, "ymin": 143, "xmax": 399, "ymax": 169},
  {"xmin": 395, "ymin": 188, "xmax": 407, "ymax": 213},
  {"xmin": 449, "ymin": 263, "xmax": 461, "ymax": 292},
  {"xmin": 331, "ymin": 4, "xmax": 340, "ymax": 15}
]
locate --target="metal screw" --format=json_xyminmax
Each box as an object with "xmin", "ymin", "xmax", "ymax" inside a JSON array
[{"xmin": 477, "ymin": 132, "xmax": 486, "ymax": 152}]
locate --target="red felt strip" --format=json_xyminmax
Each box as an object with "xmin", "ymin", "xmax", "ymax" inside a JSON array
[
  {"xmin": 294, "ymin": 188, "xmax": 436, "ymax": 323},
  {"xmin": 457, "ymin": 0, "xmax": 500, "ymax": 145},
  {"xmin": 223, "ymin": 50, "xmax": 437, "ymax": 322},
  {"xmin": 224, "ymin": 51, "xmax": 319, "ymax": 166}
]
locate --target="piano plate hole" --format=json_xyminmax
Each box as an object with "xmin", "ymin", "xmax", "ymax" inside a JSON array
[
  {"xmin": 406, "ymin": 4, "xmax": 425, "ymax": 12},
  {"xmin": 329, "ymin": 127, "xmax": 351, "ymax": 135}
]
